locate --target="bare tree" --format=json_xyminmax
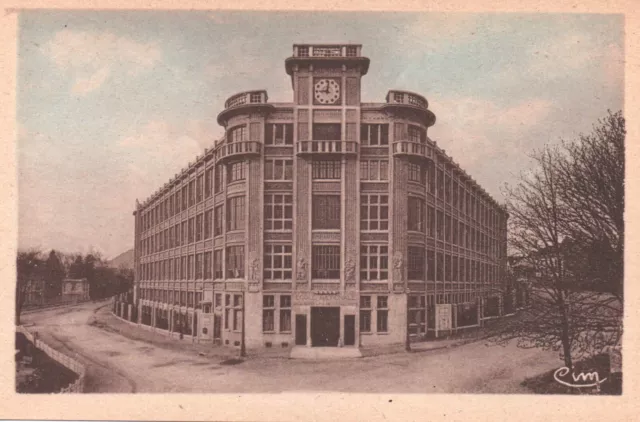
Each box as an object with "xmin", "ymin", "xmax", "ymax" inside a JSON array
[{"xmin": 492, "ymin": 110, "xmax": 624, "ymax": 368}]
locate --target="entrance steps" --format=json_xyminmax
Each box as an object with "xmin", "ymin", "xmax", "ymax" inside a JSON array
[{"xmin": 289, "ymin": 346, "xmax": 362, "ymax": 360}]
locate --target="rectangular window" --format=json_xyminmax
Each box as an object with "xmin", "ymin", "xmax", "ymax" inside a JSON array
[
  {"xmin": 188, "ymin": 180, "xmax": 195, "ymax": 206},
  {"xmin": 214, "ymin": 205, "xmax": 223, "ymax": 236},
  {"xmin": 227, "ymin": 161, "xmax": 246, "ymax": 183},
  {"xmin": 181, "ymin": 256, "xmax": 186, "ymax": 280},
  {"xmin": 263, "ymin": 295, "xmax": 275, "ymax": 332},
  {"xmin": 280, "ymin": 295, "xmax": 292, "ymax": 332},
  {"xmin": 360, "ymin": 245, "xmax": 388, "ymax": 281},
  {"xmin": 196, "ymin": 174, "xmax": 204, "ymax": 203},
  {"xmin": 444, "ymin": 175, "xmax": 451, "ymax": 204},
  {"xmin": 408, "ymin": 161, "xmax": 426, "ymax": 184},
  {"xmin": 427, "ymin": 206, "xmax": 435, "ymax": 237},
  {"xmin": 227, "ymin": 196, "xmax": 245, "ymax": 231},
  {"xmin": 181, "ymin": 221, "xmax": 188, "ymax": 245},
  {"xmin": 360, "ymin": 295, "xmax": 371, "ymax": 333},
  {"xmin": 436, "ymin": 252, "xmax": 444, "ymax": 281},
  {"xmin": 188, "ymin": 217, "xmax": 195, "ymax": 243},
  {"xmin": 427, "ymin": 250, "xmax": 435, "ymax": 281},
  {"xmin": 408, "ymin": 246, "xmax": 425, "ymax": 280},
  {"xmin": 265, "ymin": 123, "xmax": 294, "ymax": 145},
  {"xmin": 264, "ymin": 194, "xmax": 293, "ymax": 230},
  {"xmin": 436, "ymin": 210, "xmax": 444, "ymax": 240},
  {"xmin": 264, "ymin": 159, "xmax": 293, "ymax": 180},
  {"xmin": 226, "ymin": 245, "xmax": 244, "ymax": 278},
  {"xmin": 263, "ymin": 244, "xmax": 293, "ymax": 280},
  {"xmin": 360, "ymin": 195, "xmax": 389, "ymax": 231},
  {"xmin": 205, "ymin": 168, "xmax": 213, "ymax": 198},
  {"xmin": 408, "ymin": 125, "xmax": 426, "ymax": 143},
  {"xmin": 408, "ymin": 295, "xmax": 426, "ymax": 335},
  {"xmin": 312, "ymin": 245, "xmax": 340, "ymax": 279},
  {"xmin": 214, "ymin": 249, "xmax": 223, "ymax": 279},
  {"xmin": 195, "ymin": 213, "xmax": 203, "ymax": 242},
  {"xmin": 377, "ymin": 296, "xmax": 388, "ymax": 333},
  {"xmin": 195, "ymin": 253, "xmax": 203, "ymax": 280},
  {"xmin": 360, "ymin": 124, "xmax": 389, "ymax": 145},
  {"xmin": 227, "ymin": 125, "xmax": 246, "ymax": 143},
  {"xmin": 214, "ymin": 165, "xmax": 224, "ymax": 193},
  {"xmin": 187, "ymin": 254, "xmax": 194, "ymax": 279},
  {"xmin": 174, "ymin": 257, "xmax": 180, "ymax": 280},
  {"xmin": 204, "ymin": 209, "xmax": 212, "ymax": 239},
  {"xmin": 313, "ymin": 195, "xmax": 341, "ymax": 229},
  {"xmin": 312, "ymin": 160, "xmax": 341, "ymax": 179},
  {"xmin": 445, "ymin": 254, "xmax": 452, "ymax": 282},
  {"xmin": 360, "ymin": 160, "xmax": 389, "ymax": 181},
  {"xmin": 408, "ymin": 196, "xmax": 425, "ymax": 232},
  {"xmin": 312, "ymin": 123, "xmax": 341, "ymax": 140}
]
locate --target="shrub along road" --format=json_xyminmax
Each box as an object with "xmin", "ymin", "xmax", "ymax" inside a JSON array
[{"xmin": 22, "ymin": 301, "xmax": 562, "ymax": 393}]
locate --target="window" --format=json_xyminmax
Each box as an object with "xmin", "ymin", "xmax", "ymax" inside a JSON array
[
  {"xmin": 312, "ymin": 195, "xmax": 341, "ymax": 229},
  {"xmin": 445, "ymin": 215, "xmax": 452, "ymax": 243},
  {"xmin": 196, "ymin": 213, "xmax": 203, "ymax": 242},
  {"xmin": 227, "ymin": 196, "xmax": 245, "ymax": 231},
  {"xmin": 377, "ymin": 296, "xmax": 388, "ymax": 333},
  {"xmin": 444, "ymin": 175, "xmax": 451, "ymax": 204},
  {"xmin": 265, "ymin": 123, "xmax": 294, "ymax": 145},
  {"xmin": 174, "ymin": 257, "xmax": 180, "ymax": 280},
  {"xmin": 408, "ymin": 161, "xmax": 426, "ymax": 184},
  {"xmin": 445, "ymin": 254, "xmax": 452, "ymax": 282},
  {"xmin": 360, "ymin": 124, "xmax": 389, "ymax": 145},
  {"xmin": 263, "ymin": 295, "xmax": 275, "ymax": 332},
  {"xmin": 226, "ymin": 245, "xmax": 244, "ymax": 278},
  {"xmin": 177, "ymin": 190, "xmax": 183, "ymax": 213},
  {"xmin": 233, "ymin": 294, "xmax": 242, "ymax": 331},
  {"xmin": 205, "ymin": 168, "xmax": 213, "ymax": 198},
  {"xmin": 360, "ymin": 296, "xmax": 371, "ymax": 333},
  {"xmin": 188, "ymin": 218, "xmax": 195, "ymax": 243},
  {"xmin": 214, "ymin": 165, "xmax": 224, "ymax": 193},
  {"xmin": 346, "ymin": 46, "xmax": 358, "ymax": 57},
  {"xmin": 437, "ymin": 168, "xmax": 444, "ymax": 198},
  {"xmin": 408, "ymin": 197, "xmax": 425, "ymax": 232},
  {"xmin": 181, "ymin": 221, "xmax": 188, "ymax": 245},
  {"xmin": 360, "ymin": 160, "xmax": 389, "ymax": 181},
  {"xmin": 312, "ymin": 160, "xmax": 341, "ymax": 179},
  {"xmin": 188, "ymin": 180, "xmax": 195, "ymax": 206},
  {"xmin": 227, "ymin": 161, "xmax": 246, "ymax": 183},
  {"xmin": 408, "ymin": 295, "xmax": 426, "ymax": 335},
  {"xmin": 264, "ymin": 244, "xmax": 293, "ymax": 280},
  {"xmin": 436, "ymin": 210, "xmax": 444, "ymax": 240},
  {"xmin": 195, "ymin": 253, "xmax": 203, "ymax": 279},
  {"xmin": 408, "ymin": 125, "xmax": 425, "ymax": 143},
  {"xmin": 436, "ymin": 252, "xmax": 444, "ymax": 281},
  {"xmin": 360, "ymin": 245, "xmax": 388, "ymax": 281},
  {"xmin": 224, "ymin": 294, "xmax": 230, "ymax": 329},
  {"xmin": 180, "ymin": 256, "xmax": 187, "ymax": 280},
  {"xmin": 264, "ymin": 159, "xmax": 293, "ymax": 180},
  {"xmin": 280, "ymin": 295, "xmax": 291, "ymax": 332},
  {"xmin": 427, "ymin": 206, "xmax": 435, "ymax": 238},
  {"xmin": 196, "ymin": 174, "xmax": 204, "ymax": 203},
  {"xmin": 187, "ymin": 255, "xmax": 194, "ymax": 279},
  {"xmin": 427, "ymin": 250, "xmax": 435, "ymax": 281},
  {"xmin": 204, "ymin": 209, "xmax": 212, "ymax": 239},
  {"xmin": 214, "ymin": 249, "xmax": 223, "ymax": 279},
  {"xmin": 312, "ymin": 123, "xmax": 341, "ymax": 140},
  {"xmin": 214, "ymin": 205, "xmax": 223, "ymax": 236},
  {"xmin": 264, "ymin": 194, "xmax": 293, "ymax": 230},
  {"xmin": 361, "ymin": 195, "xmax": 388, "ymax": 231},
  {"xmin": 312, "ymin": 245, "xmax": 340, "ymax": 279},
  {"xmin": 408, "ymin": 246, "xmax": 425, "ymax": 280},
  {"xmin": 227, "ymin": 125, "xmax": 246, "ymax": 143}
]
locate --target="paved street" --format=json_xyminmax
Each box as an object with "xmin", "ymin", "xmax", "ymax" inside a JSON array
[{"xmin": 21, "ymin": 301, "xmax": 562, "ymax": 393}]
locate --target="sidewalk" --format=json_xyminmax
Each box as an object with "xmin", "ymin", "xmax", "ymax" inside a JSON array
[{"xmin": 90, "ymin": 305, "xmax": 291, "ymax": 361}]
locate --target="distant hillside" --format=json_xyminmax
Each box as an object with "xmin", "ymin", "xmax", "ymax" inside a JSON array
[{"xmin": 108, "ymin": 248, "xmax": 134, "ymax": 269}]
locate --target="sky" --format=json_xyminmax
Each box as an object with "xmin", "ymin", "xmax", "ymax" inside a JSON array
[{"xmin": 17, "ymin": 10, "xmax": 624, "ymax": 259}]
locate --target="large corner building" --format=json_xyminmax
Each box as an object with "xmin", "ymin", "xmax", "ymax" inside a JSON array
[{"xmin": 124, "ymin": 44, "xmax": 511, "ymax": 351}]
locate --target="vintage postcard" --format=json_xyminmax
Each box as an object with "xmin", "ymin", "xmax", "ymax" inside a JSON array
[{"xmin": 3, "ymin": 2, "xmax": 636, "ymax": 421}]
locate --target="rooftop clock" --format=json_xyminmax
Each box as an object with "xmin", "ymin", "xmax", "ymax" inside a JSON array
[{"xmin": 314, "ymin": 78, "xmax": 341, "ymax": 105}]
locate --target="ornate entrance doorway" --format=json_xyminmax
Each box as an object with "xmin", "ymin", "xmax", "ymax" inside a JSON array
[{"xmin": 311, "ymin": 307, "xmax": 340, "ymax": 347}]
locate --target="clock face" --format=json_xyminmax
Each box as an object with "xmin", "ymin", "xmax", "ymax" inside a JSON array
[{"xmin": 314, "ymin": 78, "xmax": 341, "ymax": 105}]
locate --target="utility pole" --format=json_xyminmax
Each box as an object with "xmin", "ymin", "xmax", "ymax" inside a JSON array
[{"xmin": 240, "ymin": 289, "xmax": 246, "ymax": 357}]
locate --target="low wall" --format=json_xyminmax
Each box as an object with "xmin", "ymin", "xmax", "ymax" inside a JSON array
[{"xmin": 16, "ymin": 326, "xmax": 86, "ymax": 393}]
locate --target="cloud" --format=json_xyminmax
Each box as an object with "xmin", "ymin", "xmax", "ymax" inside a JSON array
[
  {"xmin": 71, "ymin": 66, "xmax": 111, "ymax": 95},
  {"xmin": 43, "ymin": 29, "xmax": 162, "ymax": 95}
]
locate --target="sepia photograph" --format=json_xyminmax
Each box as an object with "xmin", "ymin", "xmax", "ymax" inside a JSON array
[{"xmin": 14, "ymin": 9, "xmax": 624, "ymax": 399}]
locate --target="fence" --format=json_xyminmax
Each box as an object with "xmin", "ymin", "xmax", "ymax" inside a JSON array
[{"xmin": 16, "ymin": 325, "xmax": 86, "ymax": 393}]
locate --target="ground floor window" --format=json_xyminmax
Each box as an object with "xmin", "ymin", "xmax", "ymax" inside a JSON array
[
  {"xmin": 377, "ymin": 296, "xmax": 388, "ymax": 333},
  {"xmin": 360, "ymin": 295, "xmax": 389, "ymax": 333},
  {"xmin": 408, "ymin": 295, "xmax": 426, "ymax": 335},
  {"xmin": 360, "ymin": 295, "xmax": 372, "ymax": 333},
  {"xmin": 262, "ymin": 294, "xmax": 292, "ymax": 333}
]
